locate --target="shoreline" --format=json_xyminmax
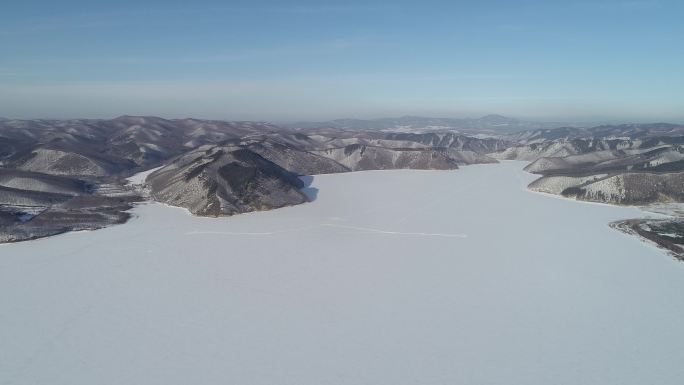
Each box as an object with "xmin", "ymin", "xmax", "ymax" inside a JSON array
[
  {"xmin": 3, "ymin": 162, "xmax": 682, "ymax": 259},
  {"xmin": 610, "ymin": 219, "xmax": 684, "ymax": 261}
]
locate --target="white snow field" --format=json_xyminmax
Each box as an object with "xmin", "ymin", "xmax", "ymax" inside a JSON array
[
  {"xmin": 2, "ymin": 161, "xmax": 684, "ymax": 385},
  {"xmin": 126, "ymin": 165, "xmax": 163, "ymax": 185}
]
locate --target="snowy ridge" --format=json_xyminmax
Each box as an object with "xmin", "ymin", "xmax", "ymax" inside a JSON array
[
  {"xmin": 313, "ymin": 145, "xmax": 459, "ymax": 171},
  {"xmin": 528, "ymin": 174, "xmax": 608, "ymax": 195},
  {"xmin": 18, "ymin": 149, "xmax": 109, "ymax": 177},
  {"xmin": 147, "ymin": 145, "xmax": 308, "ymax": 216}
]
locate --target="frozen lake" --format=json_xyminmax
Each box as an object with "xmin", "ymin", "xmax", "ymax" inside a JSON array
[{"xmin": 2, "ymin": 161, "xmax": 684, "ymax": 385}]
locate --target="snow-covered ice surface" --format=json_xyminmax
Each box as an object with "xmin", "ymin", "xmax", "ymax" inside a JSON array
[
  {"xmin": 2, "ymin": 161, "xmax": 684, "ymax": 385},
  {"xmin": 125, "ymin": 166, "xmax": 163, "ymax": 185}
]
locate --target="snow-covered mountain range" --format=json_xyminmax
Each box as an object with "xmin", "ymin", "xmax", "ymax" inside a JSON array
[{"xmin": 2, "ymin": 114, "xmax": 684, "ymax": 248}]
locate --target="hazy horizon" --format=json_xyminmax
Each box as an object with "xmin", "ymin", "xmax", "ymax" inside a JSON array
[
  {"xmin": 2, "ymin": 1, "xmax": 683, "ymax": 122},
  {"xmin": 1, "ymin": 112, "xmax": 682, "ymax": 127}
]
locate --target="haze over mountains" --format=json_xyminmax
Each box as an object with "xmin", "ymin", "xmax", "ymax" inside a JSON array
[
  {"xmin": 1, "ymin": 114, "xmax": 683, "ymax": 253},
  {"xmin": 282, "ymin": 114, "xmax": 571, "ymax": 135}
]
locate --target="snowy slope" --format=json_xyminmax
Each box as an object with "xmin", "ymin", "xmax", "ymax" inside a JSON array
[
  {"xmin": 314, "ymin": 144, "xmax": 459, "ymax": 171},
  {"xmin": 528, "ymin": 174, "xmax": 608, "ymax": 195},
  {"xmin": 147, "ymin": 145, "xmax": 308, "ymax": 216}
]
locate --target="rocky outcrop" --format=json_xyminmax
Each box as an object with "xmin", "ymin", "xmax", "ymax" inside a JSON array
[{"xmin": 147, "ymin": 146, "xmax": 309, "ymax": 216}]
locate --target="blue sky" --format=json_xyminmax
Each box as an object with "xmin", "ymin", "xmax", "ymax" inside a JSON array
[{"xmin": 1, "ymin": 0, "xmax": 683, "ymax": 122}]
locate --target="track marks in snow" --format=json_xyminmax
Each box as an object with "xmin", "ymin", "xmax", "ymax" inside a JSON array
[
  {"xmin": 185, "ymin": 226, "xmax": 317, "ymax": 236},
  {"xmin": 185, "ymin": 223, "xmax": 467, "ymax": 239},
  {"xmin": 321, "ymin": 223, "xmax": 468, "ymax": 238}
]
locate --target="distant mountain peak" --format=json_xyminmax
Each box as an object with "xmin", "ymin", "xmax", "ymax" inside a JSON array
[{"xmin": 479, "ymin": 114, "xmax": 516, "ymax": 122}]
